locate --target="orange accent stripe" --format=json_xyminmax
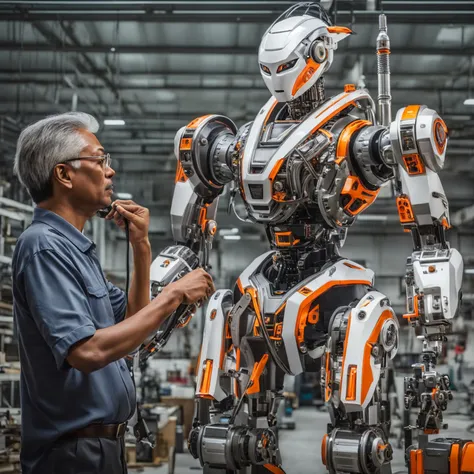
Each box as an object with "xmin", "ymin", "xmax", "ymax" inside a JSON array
[
  {"xmin": 321, "ymin": 434, "xmax": 328, "ymax": 466},
  {"xmin": 319, "ymin": 128, "xmax": 333, "ymax": 140},
  {"xmin": 310, "ymin": 94, "xmax": 350, "ymax": 135},
  {"xmin": 292, "ymin": 58, "xmax": 320, "ymax": 96},
  {"xmin": 361, "ymin": 310, "xmax": 394, "ymax": 405},
  {"xmin": 296, "ymin": 280, "xmax": 372, "ymax": 354},
  {"xmin": 264, "ymin": 100, "xmax": 278, "ymax": 126},
  {"xmin": 433, "ymin": 118, "xmax": 448, "ymax": 154},
  {"xmin": 325, "ymin": 350, "xmax": 331, "ymax": 402},
  {"xmin": 275, "ymin": 302, "xmax": 286, "ymax": 316},
  {"xmin": 327, "ymin": 26, "xmax": 353, "ymax": 35},
  {"xmin": 187, "ymin": 114, "xmax": 211, "ymax": 129},
  {"xmin": 410, "ymin": 450, "xmax": 417, "ymax": 474},
  {"xmin": 343, "ymin": 262, "xmax": 363, "ymax": 270},
  {"xmin": 234, "ymin": 348, "xmax": 241, "ymax": 397},
  {"xmin": 346, "ymin": 365, "xmax": 358, "ymax": 401},
  {"xmin": 402, "ymin": 105, "xmax": 421, "ymax": 121},
  {"xmin": 340, "ymin": 314, "xmax": 352, "ymax": 397},
  {"xmin": 263, "ymin": 464, "xmax": 285, "ymax": 474},
  {"xmin": 416, "ymin": 449, "xmax": 424, "ymax": 474},
  {"xmin": 269, "ymin": 158, "xmax": 285, "ymax": 182},
  {"xmin": 247, "ymin": 353, "xmax": 269, "ymax": 395},
  {"xmin": 175, "ymin": 161, "xmax": 188, "ymax": 183},
  {"xmin": 198, "ymin": 360, "xmax": 213, "ymax": 398},
  {"xmin": 377, "ymin": 48, "xmax": 391, "ymax": 55},
  {"xmin": 461, "ymin": 442, "xmax": 474, "ymax": 473},
  {"xmin": 237, "ymin": 278, "xmax": 244, "ymax": 294},
  {"xmin": 336, "ymin": 120, "xmax": 372, "ymax": 165},
  {"xmin": 403, "ymin": 294, "xmax": 420, "ymax": 321},
  {"xmin": 450, "ymin": 443, "xmax": 460, "ymax": 474}
]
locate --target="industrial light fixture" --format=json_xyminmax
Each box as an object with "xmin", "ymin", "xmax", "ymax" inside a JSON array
[
  {"xmin": 463, "ymin": 99, "xmax": 474, "ymax": 106},
  {"xmin": 104, "ymin": 119, "xmax": 126, "ymax": 126},
  {"xmin": 357, "ymin": 215, "xmax": 388, "ymax": 222},
  {"xmin": 115, "ymin": 192, "xmax": 133, "ymax": 200},
  {"xmin": 220, "ymin": 227, "xmax": 239, "ymax": 236},
  {"xmin": 223, "ymin": 235, "xmax": 242, "ymax": 241}
]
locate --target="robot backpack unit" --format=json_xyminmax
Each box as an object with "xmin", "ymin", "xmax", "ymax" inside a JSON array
[{"xmin": 144, "ymin": 3, "xmax": 471, "ymax": 473}]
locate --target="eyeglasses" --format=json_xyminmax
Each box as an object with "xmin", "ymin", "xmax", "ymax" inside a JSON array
[{"xmin": 61, "ymin": 153, "xmax": 112, "ymax": 170}]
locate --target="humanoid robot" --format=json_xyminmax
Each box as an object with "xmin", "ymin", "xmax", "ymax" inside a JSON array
[{"xmin": 145, "ymin": 3, "xmax": 471, "ymax": 473}]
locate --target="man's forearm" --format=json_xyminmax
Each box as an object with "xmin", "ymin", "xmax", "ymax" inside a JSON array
[
  {"xmin": 125, "ymin": 239, "xmax": 152, "ymax": 318},
  {"xmin": 68, "ymin": 287, "xmax": 182, "ymax": 373}
]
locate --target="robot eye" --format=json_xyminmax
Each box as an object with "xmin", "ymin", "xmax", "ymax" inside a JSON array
[
  {"xmin": 311, "ymin": 41, "xmax": 327, "ymax": 63},
  {"xmin": 260, "ymin": 64, "xmax": 271, "ymax": 75},
  {"xmin": 276, "ymin": 58, "xmax": 298, "ymax": 74}
]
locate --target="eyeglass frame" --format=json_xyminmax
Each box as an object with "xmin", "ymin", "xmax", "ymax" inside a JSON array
[{"xmin": 59, "ymin": 153, "xmax": 112, "ymax": 170}]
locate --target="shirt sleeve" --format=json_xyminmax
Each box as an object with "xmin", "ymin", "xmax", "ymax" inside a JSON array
[
  {"xmin": 106, "ymin": 281, "xmax": 127, "ymax": 323},
  {"xmin": 22, "ymin": 249, "xmax": 96, "ymax": 370}
]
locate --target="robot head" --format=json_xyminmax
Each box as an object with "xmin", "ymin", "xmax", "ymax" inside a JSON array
[{"xmin": 258, "ymin": 2, "xmax": 352, "ymax": 103}]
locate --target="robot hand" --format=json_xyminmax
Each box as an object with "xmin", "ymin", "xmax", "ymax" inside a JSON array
[
  {"xmin": 139, "ymin": 245, "xmax": 201, "ymax": 362},
  {"xmin": 404, "ymin": 248, "xmax": 463, "ymax": 327}
]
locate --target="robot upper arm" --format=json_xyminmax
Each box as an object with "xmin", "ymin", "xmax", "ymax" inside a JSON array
[{"xmin": 174, "ymin": 115, "xmax": 238, "ymax": 200}]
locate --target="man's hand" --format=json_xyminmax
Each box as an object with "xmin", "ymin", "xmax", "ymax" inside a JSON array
[
  {"xmin": 105, "ymin": 200, "xmax": 150, "ymax": 246},
  {"xmin": 164, "ymin": 268, "xmax": 215, "ymax": 305}
]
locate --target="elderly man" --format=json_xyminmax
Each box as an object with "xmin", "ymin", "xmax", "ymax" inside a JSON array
[{"xmin": 12, "ymin": 112, "xmax": 214, "ymax": 474}]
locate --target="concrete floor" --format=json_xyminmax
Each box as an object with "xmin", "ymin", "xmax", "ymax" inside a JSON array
[{"xmin": 131, "ymin": 407, "xmax": 474, "ymax": 474}]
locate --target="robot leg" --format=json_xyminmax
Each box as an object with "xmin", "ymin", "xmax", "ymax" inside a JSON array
[
  {"xmin": 321, "ymin": 291, "xmax": 400, "ymax": 474},
  {"xmin": 189, "ymin": 290, "xmax": 285, "ymax": 474}
]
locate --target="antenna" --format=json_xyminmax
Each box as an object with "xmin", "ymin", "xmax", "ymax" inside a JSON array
[{"xmin": 377, "ymin": 14, "xmax": 392, "ymax": 126}]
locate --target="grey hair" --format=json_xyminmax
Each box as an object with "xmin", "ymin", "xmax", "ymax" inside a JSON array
[{"xmin": 13, "ymin": 112, "xmax": 100, "ymax": 203}]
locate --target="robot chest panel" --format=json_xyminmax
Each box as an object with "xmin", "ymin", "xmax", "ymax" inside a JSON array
[{"xmin": 240, "ymin": 90, "xmax": 371, "ymax": 223}]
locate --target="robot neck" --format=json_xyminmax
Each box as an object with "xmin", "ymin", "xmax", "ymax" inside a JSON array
[{"xmin": 287, "ymin": 76, "xmax": 326, "ymax": 120}]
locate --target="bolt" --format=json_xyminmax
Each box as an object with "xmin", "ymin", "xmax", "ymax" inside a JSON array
[
  {"xmin": 200, "ymin": 137, "xmax": 208, "ymax": 145},
  {"xmin": 372, "ymin": 345, "xmax": 380, "ymax": 357},
  {"xmin": 274, "ymin": 181, "xmax": 284, "ymax": 192},
  {"xmin": 358, "ymin": 311, "xmax": 366, "ymax": 320}
]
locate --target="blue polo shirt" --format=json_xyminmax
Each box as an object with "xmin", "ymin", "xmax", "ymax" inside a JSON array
[{"xmin": 12, "ymin": 208, "xmax": 136, "ymax": 474}]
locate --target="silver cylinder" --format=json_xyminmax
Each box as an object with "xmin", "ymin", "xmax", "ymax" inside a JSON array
[{"xmin": 377, "ymin": 14, "xmax": 392, "ymax": 127}]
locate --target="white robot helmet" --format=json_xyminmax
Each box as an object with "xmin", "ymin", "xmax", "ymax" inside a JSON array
[{"xmin": 258, "ymin": 2, "xmax": 352, "ymax": 103}]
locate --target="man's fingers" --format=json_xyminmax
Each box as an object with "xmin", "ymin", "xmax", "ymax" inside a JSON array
[
  {"xmin": 112, "ymin": 199, "xmax": 135, "ymax": 207},
  {"xmin": 116, "ymin": 203, "xmax": 142, "ymax": 213},
  {"xmin": 115, "ymin": 205, "xmax": 141, "ymax": 224}
]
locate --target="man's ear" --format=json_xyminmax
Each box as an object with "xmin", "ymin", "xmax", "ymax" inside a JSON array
[{"xmin": 52, "ymin": 164, "xmax": 74, "ymax": 190}]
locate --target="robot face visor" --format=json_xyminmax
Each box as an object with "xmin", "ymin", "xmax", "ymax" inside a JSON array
[{"xmin": 259, "ymin": 37, "xmax": 329, "ymax": 102}]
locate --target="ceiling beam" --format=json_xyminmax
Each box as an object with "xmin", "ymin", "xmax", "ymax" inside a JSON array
[
  {"xmin": 0, "ymin": 79, "xmax": 471, "ymax": 94},
  {"xmin": 2, "ymin": 9, "xmax": 474, "ymax": 24},
  {"xmin": 1, "ymin": 42, "xmax": 474, "ymax": 57},
  {"xmin": 29, "ymin": 21, "xmax": 122, "ymax": 116}
]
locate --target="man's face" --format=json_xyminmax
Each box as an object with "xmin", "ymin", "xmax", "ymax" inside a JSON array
[{"xmin": 67, "ymin": 128, "xmax": 115, "ymax": 211}]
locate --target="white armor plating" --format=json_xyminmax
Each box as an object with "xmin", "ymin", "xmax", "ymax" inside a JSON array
[
  {"xmin": 282, "ymin": 259, "xmax": 374, "ymax": 376},
  {"xmin": 339, "ymin": 291, "xmax": 399, "ymax": 412}
]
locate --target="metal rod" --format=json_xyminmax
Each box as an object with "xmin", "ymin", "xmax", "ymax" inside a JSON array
[{"xmin": 377, "ymin": 14, "xmax": 392, "ymax": 127}]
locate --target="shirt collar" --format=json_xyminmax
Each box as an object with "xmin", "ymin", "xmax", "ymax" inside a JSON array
[{"xmin": 33, "ymin": 207, "xmax": 95, "ymax": 253}]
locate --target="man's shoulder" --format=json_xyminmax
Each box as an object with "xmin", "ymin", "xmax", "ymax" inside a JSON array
[{"xmin": 13, "ymin": 222, "xmax": 72, "ymax": 273}]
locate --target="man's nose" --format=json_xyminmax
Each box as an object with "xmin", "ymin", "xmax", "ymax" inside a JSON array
[{"xmin": 106, "ymin": 166, "xmax": 116, "ymax": 178}]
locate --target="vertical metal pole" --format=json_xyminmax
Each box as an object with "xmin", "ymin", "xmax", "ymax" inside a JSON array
[{"xmin": 377, "ymin": 14, "xmax": 392, "ymax": 126}]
